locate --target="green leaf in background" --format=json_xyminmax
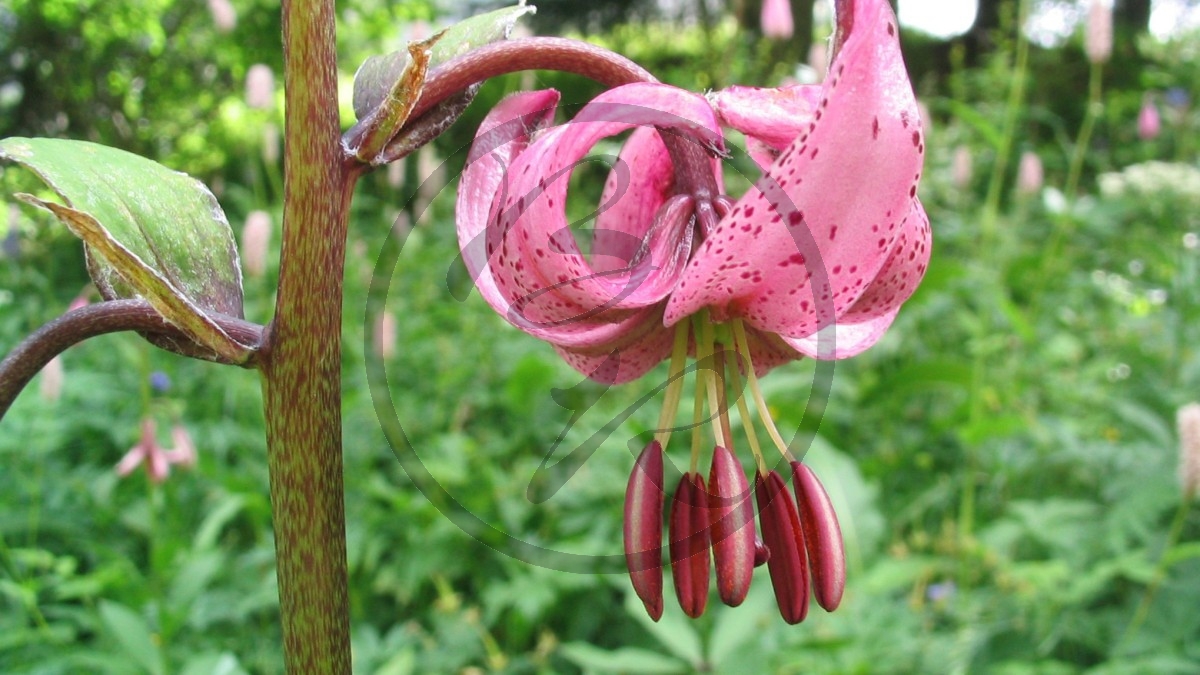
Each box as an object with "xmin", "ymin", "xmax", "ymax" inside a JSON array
[
  {"xmin": 351, "ymin": 4, "xmax": 536, "ymax": 120},
  {"xmin": 98, "ymin": 600, "xmax": 165, "ymax": 675},
  {"xmin": 622, "ymin": 581, "xmax": 703, "ymax": 666},
  {"xmin": 180, "ymin": 652, "xmax": 248, "ymax": 675},
  {"xmin": 558, "ymin": 642, "xmax": 690, "ymax": 674},
  {"xmin": 0, "ymin": 137, "xmax": 251, "ymax": 363}
]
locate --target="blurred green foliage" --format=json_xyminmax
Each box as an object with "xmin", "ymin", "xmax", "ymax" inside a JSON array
[{"xmin": 3, "ymin": 1, "xmax": 1200, "ymax": 673}]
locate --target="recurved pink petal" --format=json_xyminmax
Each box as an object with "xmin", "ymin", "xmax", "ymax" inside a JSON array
[
  {"xmin": 552, "ymin": 311, "xmax": 675, "ymax": 385},
  {"xmin": 457, "ymin": 90, "xmax": 672, "ymax": 353},
  {"xmin": 489, "ymin": 83, "xmax": 722, "ymax": 327},
  {"xmin": 838, "ymin": 198, "xmax": 931, "ymax": 325},
  {"xmin": 457, "ymin": 89, "xmax": 561, "ymax": 319},
  {"xmin": 780, "ymin": 191, "xmax": 928, "ymax": 360},
  {"xmin": 591, "ymin": 126, "xmax": 675, "ymax": 274},
  {"xmin": 782, "ymin": 307, "xmax": 898, "ymax": 360},
  {"xmin": 665, "ymin": 0, "xmax": 924, "ymax": 349},
  {"xmin": 711, "ymin": 85, "xmax": 820, "ymax": 166}
]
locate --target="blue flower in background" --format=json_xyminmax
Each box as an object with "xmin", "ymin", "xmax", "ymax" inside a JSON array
[
  {"xmin": 1165, "ymin": 87, "xmax": 1190, "ymax": 110},
  {"xmin": 149, "ymin": 371, "xmax": 171, "ymax": 393},
  {"xmin": 2, "ymin": 226, "xmax": 19, "ymax": 259},
  {"xmin": 927, "ymin": 580, "xmax": 956, "ymax": 603}
]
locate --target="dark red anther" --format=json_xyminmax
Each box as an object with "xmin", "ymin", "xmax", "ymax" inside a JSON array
[
  {"xmin": 624, "ymin": 441, "xmax": 665, "ymax": 621},
  {"xmin": 707, "ymin": 445, "xmax": 756, "ymax": 607},
  {"xmin": 754, "ymin": 538, "xmax": 770, "ymax": 567},
  {"xmin": 754, "ymin": 470, "xmax": 810, "ymax": 624},
  {"xmin": 791, "ymin": 461, "xmax": 847, "ymax": 611},
  {"xmin": 669, "ymin": 472, "xmax": 711, "ymax": 618}
]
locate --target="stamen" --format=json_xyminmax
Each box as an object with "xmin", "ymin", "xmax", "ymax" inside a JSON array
[
  {"xmin": 724, "ymin": 346, "xmax": 768, "ymax": 475},
  {"xmin": 689, "ymin": 364, "xmax": 705, "ymax": 472},
  {"xmin": 695, "ymin": 312, "xmax": 729, "ymax": 451},
  {"xmin": 731, "ymin": 319, "xmax": 791, "ymax": 460},
  {"xmin": 712, "ymin": 350, "xmax": 734, "ymax": 450},
  {"xmin": 654, "ymin": 321, "xmax": 692, "ymax": 449}
]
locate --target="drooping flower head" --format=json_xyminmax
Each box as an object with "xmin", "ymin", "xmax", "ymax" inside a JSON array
[{"xmin": 456, "ymin": 0, "xmax": 928, "ymax": 623}]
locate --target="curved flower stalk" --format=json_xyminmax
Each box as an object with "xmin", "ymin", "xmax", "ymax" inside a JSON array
[{"xmin": 456, "ymin": 0, "xmax": 928, "ymax": 623}]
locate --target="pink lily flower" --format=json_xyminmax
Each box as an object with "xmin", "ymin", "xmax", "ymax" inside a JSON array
[
  {"xmin": 457, "ymin": 0, "xmax": 928, "ymax": 622},
  {"xmin": 458, "ymin": 0, "xmax": 928, "ymax": 384}
]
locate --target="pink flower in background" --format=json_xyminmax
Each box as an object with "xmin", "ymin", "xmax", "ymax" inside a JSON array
[
  {"xmin": 116, "ymin": 418, "xmax": 171, "ymax": 483},
  {"xmin": 207, "ymin": 0, "xmax": 237, "ymax": 33},
  {"xmin": 952, "ymin": 145, "xmax": 973, "ymax": 189},
  {"xmin": 245, "ymin": 64, "xmax": 275, "ymax": 110},
  {"xmin": 1017, "ymin": 151, "xmax": 1044, "ymax": 195},
  {"xmin": 116, "ymin": 419, "xmax": 197, "ymax": 483},
  {"xmin": 374, "ymin": 311, "xmax": 397, "ymax": 361},
  {"xmin": 241, "ymin": 210, "xmax": 272, "ymax": 278},
  {"xmin": 1138, "ymin": 95, "xmax": 1161, "ymax": 140},
  {"xmin": 762, "ymin": 0, "xmax": 795, "ymax": 40},
  {"xmin": 164, "ymin": 424, "xmax": 197, "ymax": 468},
  {"xmin": 39, "ymin": 356, "xmax": 64, "ymax": 403},
  {"xmin": 1085, "ymin": 0, "xmax": 1112, "ymax": 64},
  {"xmin": 458, "ymin": 0, "xmax": 928, "ymax": 624}
]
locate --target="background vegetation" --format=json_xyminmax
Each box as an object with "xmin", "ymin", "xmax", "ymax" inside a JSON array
[{"xmin": 2, "ymin": 0, "xmax": 1200, "ymax": 672}]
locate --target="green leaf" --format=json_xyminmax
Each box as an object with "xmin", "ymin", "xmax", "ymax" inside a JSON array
[
  {"xmin": 622, "ymin": 583, "xmax": 703, "ymax": 665},
  {"xmin": 0, "ymin": 138, "xmax": 250, "ymax": 363},
  {"xmin": 558, "ymin": 642, "xmax": 690, "ymax": 674},
  {"xmin": 180, "ymin": 652, "xmax": 248, "ymax": 675},
  {"xmin": 352, "ymin": 4, "xmax": 535, "ymax": 120},
  {"xmin": 98, "ymin": 600, "xmax": 164, "ymax": 675}
]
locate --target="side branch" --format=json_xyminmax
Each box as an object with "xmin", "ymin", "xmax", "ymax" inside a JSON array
[
  {"xmin": 412, "ymin": 37, "xmax": 657, "ymax": 121},
  {"xmin": 0, "ymin": 300, "xmax": 263, "ymax": 418}
]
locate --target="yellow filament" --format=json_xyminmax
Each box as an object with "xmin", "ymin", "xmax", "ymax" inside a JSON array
[
  {"xmin": 725, "ymin": 348, "xmax": 768, "ymax": 475},
  {"xmin": 732, "ymin": 319, "xmax": 791, "ymax": 460},
  {"xmin": 654, "ymin": 322, "xmax": 692, "ymax": 449},
  {"xmin": 696, "ymin": 313, "xmax": 728, "ymax": 451},
  {"xmin": 689, "ymin": 370, "xmax": 704, "ymax": 475}
]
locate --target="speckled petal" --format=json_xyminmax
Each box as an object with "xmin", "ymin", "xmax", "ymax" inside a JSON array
[
  {"xmin": 838, "ymin": 198, "xmax": 930, "ymax": 324},
  {"xmin": 488, "ymin": 84, "xmax": 722, "ymax": 330},
  {"xmin": 711, "ymin": 84, "xmax": 820, "ymax": 168},
  {"xmin": 664, "ymin": 0, "xmax": 924, "ymax": 348},
  {"xmin": 456, "ymin": 89, "xmax": 678, "ymax": 351},
  {"xmin": 551, "ymin": 312, "xmax": 675, "ymax": 384},
  {"xmin": 781, "ymin": 307, "xmax": 898, "ymax": 360},
  {"xmin": 457, "ymin": 89, "xmax": 560, "ymax": 319},
  {"xmin": 591, "ymin": 126, "xmax": 675, "ymax": 274}
]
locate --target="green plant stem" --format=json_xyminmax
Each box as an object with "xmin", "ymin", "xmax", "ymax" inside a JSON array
[
  {"xmin": 1036, "ymin": 60, "xmax": 1104, "ymax": 291},
  {"xmin": 978, "ymin": 0, "xmax": 1031, "ymax": 249},
  {"xmin": 1064, "ymin": 61, "xmax": 1104, "ymax": 202},
  {"xmin": 961, "ymin": 0, "xmax": 1031, "ymax": 560},
  {"xmin": 1118, "ymin": 497, "xmax": 1192, "ymax": 653},
  {"xmin": 259, "ymin": 0, "xmax": 355, "ymax": 671}
]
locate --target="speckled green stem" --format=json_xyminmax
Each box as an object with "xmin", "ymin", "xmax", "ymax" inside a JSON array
[{"xmin": 258, "ymin": 0, "xmax": 354, "ymax": 671}]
